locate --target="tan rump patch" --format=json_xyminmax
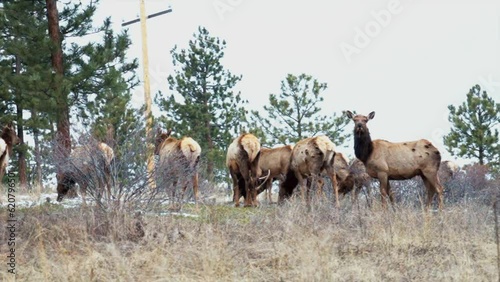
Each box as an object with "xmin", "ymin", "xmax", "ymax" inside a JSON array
[{"xmin": 240, "ymin": 134, "xmax": 260, "ymax": 162}]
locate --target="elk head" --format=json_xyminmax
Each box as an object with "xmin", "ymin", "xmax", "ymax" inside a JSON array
[
  {"xmin": 2, "ymin": 122, "xmax": 20, "ymax": 147},
  {"xmin": 56, "ymin": 173, "xmax": 76, "ymax": 202},
  {"xmin": 346, "ymin": 111, "xmax": 375, "ymax": 135},
  {"xmin": 154, "ymin": 128, "xmax": 173, "ymax": 155}
]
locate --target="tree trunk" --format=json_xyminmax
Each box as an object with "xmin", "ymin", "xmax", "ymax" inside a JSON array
[
  {"xmin": 14, "ymin": 55, "xmax": 28, "ymax": 191},
  {"xmin": 46, "ymin": 0, "xmax": 71, "ymax": 167},
  {"xmin": 203, "ymin": 85, "xmax": 214, "ymax": 179},
  {"xmin": 205, "ymin": 121, "xmax": 214, "ymax": 179},
  {"xmin": 32, "ymin": 111, "xmax": 44, "ymax": 191}
]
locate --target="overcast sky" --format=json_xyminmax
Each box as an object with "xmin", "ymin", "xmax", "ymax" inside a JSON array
[{"xmin": 93, "ymin": 0, "xmax": 500, "ymax": 166}]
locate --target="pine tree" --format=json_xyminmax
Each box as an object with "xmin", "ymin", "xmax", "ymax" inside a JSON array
[
  {"xmin": 444, "ymin": 84, "xmax": 500, "ymax": 169},
  {"xmin": 0, "ymin": 0, "xmax": 53, "ymax": 188},
  {"xmin": 250, "ymin": 73, "xmax": 350, "ymax": 146},
  {"xmin": 0, "ymin": 0, "xmax": 139, "ymax": 188},
  {"xmin": 156, "ymin": 26, "xmax": 247, "ymax": 180}
]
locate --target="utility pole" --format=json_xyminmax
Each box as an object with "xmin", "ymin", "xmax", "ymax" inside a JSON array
[{"xmin": 122, "ymin": 1, "xmax": 172, "ymax": 188}]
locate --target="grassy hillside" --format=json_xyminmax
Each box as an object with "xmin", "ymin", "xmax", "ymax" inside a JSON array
[{"xmin": 1, "ymin": 194, "xmax": 498, "ymax": 281}]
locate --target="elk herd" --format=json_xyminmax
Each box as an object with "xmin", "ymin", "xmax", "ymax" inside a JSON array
[
  {"xmin": 225, "ymin": 110, "xmax": 454, "ymax": 211},
  {"xmin": 0, "ymin": 110, "xmax": 463, "ymax": 212}
]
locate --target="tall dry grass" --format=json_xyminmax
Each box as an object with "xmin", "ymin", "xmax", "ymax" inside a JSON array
[
  {"xmin": 3, "ymin": 125, "xmax": 499, "ymax": 281},
  {"xmin": 1, "ymin": 195, "xmax": 498, "ymax": 282}
]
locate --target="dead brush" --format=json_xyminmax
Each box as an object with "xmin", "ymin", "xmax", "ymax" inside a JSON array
[{"xmin": 50, "ymin": 123, "xmax": 202, "ymax": 241}]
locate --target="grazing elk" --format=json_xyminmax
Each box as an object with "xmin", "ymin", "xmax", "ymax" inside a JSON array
[
  {"xmin": 256, "ymin": 145, "xmax": 294, "ymax": 203},
  {"xmin": 0, "ymin": 123, "xmax": 20, "ymax": 182},
  {"xmin": 317, "ymin": 152, "xmax": 355, "ymax": 199},
  {"xmin": 154, "ymin": 128, "xmax": 201, "ymax": 208},
  {"xmin": 438, "ymin": 160, "xmax": 460, "ymax": 185},
  {"xmin": 226, "ymin": 133, "xmax": 268, "ymax": 207},
  {"xmin": 289, "ymin": 135, "xmax": 339, "ymax": 207},
  {"xmin": 56, "ymin": 142, "xmax": 115, "ymax": 205},
  {"xmin": 348, "ymin": 158, "xmax": 374, "ymax": 204},
  {"xmin": 346, "ymin": 111, "xmax": 444, "ymax": 210}
]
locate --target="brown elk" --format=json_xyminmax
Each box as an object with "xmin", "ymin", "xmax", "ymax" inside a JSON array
[
  {"xmin": 317, "ymin": 151, "xmax": 355, "ymax": 199},
  {"xmin": 255, "ymin": 145, "xmax": 294, "ymax": 203},
  {"xmin": 154, "ymin": 128, "xmax": 201, "ymax": 208},
  {"xmin": 0, "ymin": 123, "xmax": 20, "ymax": 182},
  {"xmin": 345, "ymin": 111, "xmax": 444, "ymax": 210},
  {"xmin": 438, "ymin": 160, "xmax": 460, "ymax": 185},
  {"xmin": 226, "ymin": 133, "xmax": 268, "ymax": 207},
  {"xmin": 348, "ymin": 158, "xmax": 374, "ymax": 203},
  {"xmin": 289, "ymin": 135, "xmax": 339, "ymax": 207},
  {"xmin": 56, "ymin": 142, "xmax": 114, "ymax": 205}
]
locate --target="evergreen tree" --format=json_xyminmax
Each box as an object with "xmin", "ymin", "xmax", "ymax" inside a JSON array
[
  {"xmin": 156, "ymin": 26, "xmax": 247, "ymax": 179},
  {"xmin": 0, "ymin": 0, "xmax": 52, "ymax": 188},
  {"xmin": 0, "ymin": 0, "xmax": 139, "ymax": 188},
  {"xmin": 250, "ymin": 73, "xmax": 350, "ymax": 146},
  {"xmin": 444, "ymin": 84, "xmax": 500, "ymax": 169}
]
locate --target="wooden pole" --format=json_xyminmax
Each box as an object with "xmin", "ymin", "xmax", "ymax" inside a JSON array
[{"xmin": 139, "ymin": 0, "xmax": 156, "ymax": 188}]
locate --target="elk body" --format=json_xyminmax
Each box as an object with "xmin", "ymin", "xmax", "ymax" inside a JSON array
[
  {"xmin": 0, "ymin": 123, "xmax": 20, "ymax": 182},
  {"xmin": 288, "ymin": 135, "xmax": 339, "ymax": 207},
  {"xmin": 155, "ymin": 128, "xmax": 201, "ymax": 207},
  {"xmin": 256, "ymin": 145, "xmax": 294, "ymax": 203},
  {"xmin": 346, "ymin": 111, "xmax": 444, "ymax": 210},
  {"xmin": 56, "ymin": 142, "xmax": 114, "ymax": 204},
  {"xmin": 226, "ymin": 133, "xmax": 263, "ymax": 207}
]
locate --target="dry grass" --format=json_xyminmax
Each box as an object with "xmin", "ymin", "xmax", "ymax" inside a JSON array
[{"xmin": 1, "ymin": 195, "xmax": 499, "ymax": 282}]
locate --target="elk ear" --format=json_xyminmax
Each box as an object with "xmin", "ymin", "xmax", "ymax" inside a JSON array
[
  {"xmin": 345, "ymin": 110, "xmax": 354, "ymax": 119},
  {"xmin": 157, "ymin": 127, "xmax": 163, "ymax": 135},
  {"xmin": 368, "ymin": 111, "xmax": 375, "ymax": 120}
]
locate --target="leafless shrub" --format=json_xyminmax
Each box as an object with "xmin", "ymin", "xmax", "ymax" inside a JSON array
[{"xmin": 50, "ymin": 123, "xmax": 206, "ymax": 240}]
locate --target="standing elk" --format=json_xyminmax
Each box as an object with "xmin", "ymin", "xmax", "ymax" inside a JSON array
[
  {"xmin": 289, "ymin": 135, "xmax": 340, "ymax": 207},
  {"xmin": 255, "ymin": 145, "xmax": 294, "ymax": 203},
  {"xmin": 226, "ymin": 133, "xmax": 269, "ymax": 207},
  {"xmin": 56, "ymin": 142, "xmax": 115, "ymax": 205},
  {"xmin": 0, "ymin": 123, "xmax": 20, "ymax": 182},
  {"xmin": 154, "ymin": 128, "xmax": 201, "ymax": 208},
  {"xmin": 345, "ymin": 111, "xmax": 444, "ymax": 210}
]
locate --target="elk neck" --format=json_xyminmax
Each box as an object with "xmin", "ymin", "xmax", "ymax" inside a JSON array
[{"xmin": 353, "ymin": 130, "xmax": 373, "ymax": 164}]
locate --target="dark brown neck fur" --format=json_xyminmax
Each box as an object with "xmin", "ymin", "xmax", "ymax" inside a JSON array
[{"xmin": 354, "ymin": 130, "xmax": 373, "ymax": 164}]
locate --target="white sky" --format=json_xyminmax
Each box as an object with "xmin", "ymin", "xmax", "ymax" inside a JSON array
[{"xmin": 93, "ymin": 0, "xmax": 500, "ymax": 166}]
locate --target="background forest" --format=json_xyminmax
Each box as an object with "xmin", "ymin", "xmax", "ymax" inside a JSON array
[
  {"xmin": 1, "ymin": 1, "xmax": 500, "ymax": 281},
  {"xmin": 0, "ymin": 1, "xmax": 498, "ymax": 191}
]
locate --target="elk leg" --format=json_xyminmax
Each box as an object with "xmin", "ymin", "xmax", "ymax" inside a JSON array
[
  {"xmin": 306, "ymin": 177, "xmax": 313, "ymax": 206},
  {"xmin": 422, "ymin": 174, "xmax": 443, "ymax": 211},
  {"xmin": 387, "ymin": 181, "xmax": 394, "ymax": 204},
  {"xmin": 330, "ymin": 172, "xmax": 339, "ymax": 208},
  {"xmin": 377, "ymin": 173, "xmax": 389, "ymax": 208},
  {"xmin": 265, "ymin": 180, "xmax": 272, "ymax": 204},
  {"xmin": 421, "ymin": 176, "xmax": 435, "ymax": 211},
  {"xmin": 316, "ymin": 178, "xmax": 324, "ymax": 199},
  {"xmin": 242, "ymin": 174, "xmax": 253, "ymax": 208},
  {"xmin": 104, "ymin": 166, "xmax": 112, "ymax": 201},
  {"xmin": 295, "ymin": 173, "xmax": 306, "ymax": 204},
  {"xmin": 230, "ymin": 171, "xmax": 240, "ymax": 207},
  {"xmin": 193, "ymin": 172, "xmax": 199, "ymax": 208}
]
